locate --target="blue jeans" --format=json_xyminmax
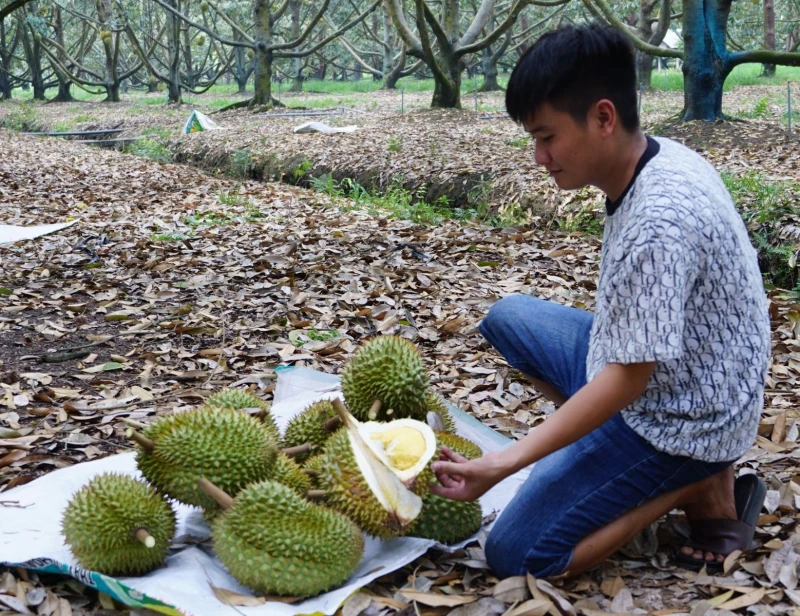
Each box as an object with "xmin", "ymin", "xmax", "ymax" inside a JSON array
[{"xmin": 478, "ymin": 295, "xmax": 731, "ymax": 578}]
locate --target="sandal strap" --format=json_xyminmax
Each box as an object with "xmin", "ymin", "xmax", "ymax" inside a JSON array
[{"xmin": 687, "ymin": 519, "xmax": 754, "ymax": 554}]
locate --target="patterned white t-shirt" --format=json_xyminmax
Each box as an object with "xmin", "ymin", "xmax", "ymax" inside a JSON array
[{"xmin": 586, "ymin": 136, "xmax": 771, "ymax": 463}]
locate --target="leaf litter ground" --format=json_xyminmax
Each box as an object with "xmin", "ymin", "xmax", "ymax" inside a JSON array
[{"xmin": 1, "ymin": 83, "xmax": 800, "ymax": 615}]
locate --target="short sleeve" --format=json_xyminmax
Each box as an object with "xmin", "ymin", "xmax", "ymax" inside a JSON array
[{"xmin": 601, "ymin": 241, "xmax": 695, "ymax": 364}]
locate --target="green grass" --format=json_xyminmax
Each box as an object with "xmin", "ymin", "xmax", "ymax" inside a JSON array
[
  {"xmin": 648, "ymin": 63, "xmax": 800, "ymax": 92},
  {"xmin": 123, "ymin": 138, "xmax": 172, "ymax": 163},
  {"xmin": 722, "ymin": 170, "xmax": 800, "ymax": 290}
]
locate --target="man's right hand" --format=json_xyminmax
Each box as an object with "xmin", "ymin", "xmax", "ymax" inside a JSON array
[{"xmin": 430, "ymin": 446, "xmax": 508, "ymax": 502}]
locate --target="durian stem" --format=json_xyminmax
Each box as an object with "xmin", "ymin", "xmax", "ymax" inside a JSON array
[
  {"xmin": 281, "ymin": 443, "xmax": 311, "ymax": 458},
  {"xmin": 323, "ymin": 416, "xmax": 341, "ymax": 432},
  {"xmin": 120, "ymin": 418, "xmax": 148, "ymax": 430},
  {"xmin": 368, "ymin": 399, "xmax": 382, "ymax": 420},
  {"xmin": 135, "ymin": 528, "xmax": 156, "ymax": 548},
  {"xmin": 306, "ymin": 489, "xmax": 327, "ymax": 499},
  {"xmin": 129, "ymin": 430, "xmax": 154, "ymax": 451},
  {"xmin": 303, "ymin": 468, "xmax": 319, "ymax": 477},
  {"xmin": 198, "ymin": 478, "xmax": 234, "ymax": 510}
]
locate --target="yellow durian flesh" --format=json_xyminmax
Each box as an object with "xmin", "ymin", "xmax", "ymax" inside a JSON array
[{"xmin": 361, "ymin": 419, "xmax": 437, "ymax": 485}]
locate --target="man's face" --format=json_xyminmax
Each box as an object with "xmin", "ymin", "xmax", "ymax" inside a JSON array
[{"xmin": 522, "ymin": 102, "xmax": 602, "ymax": 191}]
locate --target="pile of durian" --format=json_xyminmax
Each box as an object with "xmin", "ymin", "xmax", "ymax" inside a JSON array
[{"xmin": 61, "ymin": 335, "xmax": 484, "ymax": 599}]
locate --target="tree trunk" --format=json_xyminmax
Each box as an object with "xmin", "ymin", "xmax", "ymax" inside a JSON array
[
  {"xmin": 636, "ymin": 50, "xmax": 654, "ymax": 89},
  {"xmin": 288, "ymin": 1, "xmax": 302, "ymax": 92},
  {"xmin": 253, "ymin": 0, "xmax": 273, "ymax": 106},
  {"xmin": 763, "ymin": 0, "xmax": 776, "ymax": 76},
  {"xmin": 0, "ymin": 20, "xmax": 12, "ymax": 99},
  {"xmin": 165, "ymin": 0, "xmax": 182, "ymax": 103},
  {"xmin": 431, "ymin": 54, "xmax": 461, "ymax": 108},
  {"xmin": 182, "ymin": 24, "xmax": 195, "ymax": 88},
  {"xmin": 479, "ymin": 45, "xmax": 500, "ymax": 91},
  {"xmin": 680, "ymin": 0, "xmax": 730, "ymax": 121},
  {"xmin": 50, "ymin": 6, "xmax": 73, "ymax": 102}
]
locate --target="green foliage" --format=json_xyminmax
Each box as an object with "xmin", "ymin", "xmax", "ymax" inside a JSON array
[
  {"xmin": 505, "ymin": 135, "xmax": 530, "ymax": 148},
  {"xmin": 387, "ymin": 135, "xmax": 402, "ymax": 152},
  {"xmin": 309, "ymin": 174, "xmax": 480, "ymax": 225},
  {"xmin": 184, "ymin": 211, "xmax": 231, "ymax": 227},
  {"xmin": 124, "ymin": 138, "xmax": 172, "ymax": 163},
  {"xmin": 291, "ymin": 158, "xmax": 314, "ymax": 180},
  {"xmin": 152, "ymin": 232, "xmax": 190, "ymax": 242},
  {"xmin": 306, "ymin": 328, "xmax": 340, "ymax": 342},
  {"xmin": 722, "ymin": 170, "xmax": 800, "ymax": 289},
  {"xmin": 1, "ymin": 105, "xmax": 38, "ymax": 131},
  {"xmin": 231, "ymin": 148, "xmax": 254, "ymax": 178}
]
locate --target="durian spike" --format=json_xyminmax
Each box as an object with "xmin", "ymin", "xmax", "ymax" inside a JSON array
[
  {"xmin": 282, "ymin": 443, "xmax": 311, "ymax": 458},
  {"xmin": 306, "ymin": 490, "xmax": 327, "ymax": 499},
  {"xmin": 324, "ymin": 416, "xmax": 342, "ymax": 431},
  {"xmin": 135, "ymin": 528, "xmax": 156, "ymax": 548},
  {"xmin": 120, "ymin": 418, "xmax": 148, "ymax": 430},
  {"xmin": 197, "ymin": 478, "xmax": 234, "ymax": 510},
  {"xmin": 367, "ymin": 399, "xmax": 382, "ymax": 420},
  {"xmin": 129, "ymin": 430, "xmax": 155, "ymax": 451}
]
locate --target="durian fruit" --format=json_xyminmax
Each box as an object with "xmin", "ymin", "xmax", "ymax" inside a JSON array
[
  {"xmin": 404, "ymin": 491, "xmax": 483, "ymax": 545},
  {"xmin": 435, "ymin": 431, "xmax": 482, "ymax": 460},
  {"xmin": 205, "ymin": 388, "xmax": 282, "ymax": 446},
  {"xmin": 341, "ymin": 335, "xmax": 430, "ymax": 422},
  {"xmin": 246, "ymin": 48, "xmax": 255, "ymax": 60},
  {"xmin": 319, "ymin": 400, "xmax": 436, "ymax": 538},
  {"xmin": 200, "ymin": 0, "xmax": 209, "ymax": 10},
  {"xmin": 425, "ymin": 389, "xmax": 456, "ymax": 433},
  {"xmin": 271, "ymin": 453, "xmax": 311, "ymax": 495},
  {"xmin": 303, "ymin": 454, "xmax": 326, "ymax": 489},
  {"xmin": 62, "ymin": 473, "xmax": 176, "ymax": 575},
  {"xmin": 283, "ymin": 399, "xmax": 341, "ymax": 462},
  {"xmin": 203, "ymin": 479, "xmax": 364, "ymax": 598},
  {"xmin": 196, "ymin": 34, "xmax": 206, "ymax": 46},
  {"xmin": 134, "ymin": 407, "xmax": 278, "ymax": 513}
]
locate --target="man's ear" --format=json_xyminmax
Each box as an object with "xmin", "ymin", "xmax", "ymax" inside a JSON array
[{"xmin": 594, "ymin": 99, "xmax": 617, "ymax": 137}]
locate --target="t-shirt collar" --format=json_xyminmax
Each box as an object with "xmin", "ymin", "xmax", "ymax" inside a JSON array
[{"xmin": 605, "ymin": 136, "xmax": 661, "ymax": 216}]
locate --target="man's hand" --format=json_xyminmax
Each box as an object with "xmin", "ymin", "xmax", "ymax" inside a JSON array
[{"xmin": 430, "ymin": 446, "xmax": 508, "ymax": 501}]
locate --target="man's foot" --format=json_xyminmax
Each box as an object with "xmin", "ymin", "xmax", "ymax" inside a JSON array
[{"xmin": 676, "ymin": 471, "xmax": 766, "ymax": 572}]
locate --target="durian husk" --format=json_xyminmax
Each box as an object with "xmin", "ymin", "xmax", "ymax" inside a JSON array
[
  {"xmin": 205, "ymin": 388, "xmax": 282, "ymax": 446},
  {"xmin": 283, "ymin": 399, "xmax": 339, "ymax": 462},
  {"xmin": 271, "ymin": 453, "xmax": 312, "ymax": 495},
  {"xmin": 434, "ymin": 431, "xmax": 482, "ymax": 460},
  {"xmin": 425, "ymin": 390, "xmax": 456, "ymax": 433},
  {"xmin": 403, "ymin": 488, "xmax": 483, "ymax": 545},
  {"xmin": 303, "ymin": 454, "xmax": 326, "ymax": 490},
  {"xmin": 341, "ymin": 335, "xmax": 430, "ymax": 422},
  {"xmin": 211, "ymin": 480, "xmax": 364, "ymax": 597},
  {"xmin": 62, "ymin": 473, "xmax": 176, "ymax": 575},
  {"xmin": 136, "ymin": 407, "xmax": 278, "ymax": 513}
]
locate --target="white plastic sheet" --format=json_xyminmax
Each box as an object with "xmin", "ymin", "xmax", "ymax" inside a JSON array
[
  {"xmin": 0, "ymin": 367, "xmax": 530, "ymax": 616},
  {"xmin": 0, "ymin": 220, "xmax": 78, "ymax": 245}
]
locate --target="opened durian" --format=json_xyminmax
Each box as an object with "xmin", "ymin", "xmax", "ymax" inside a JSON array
[
  {"xmin": 206, "ymin": 479, "xmax": 364, "ymax": 598},
  {"xmin": 205, "ymin": 388, "xmax": 282, "ymax": 446},
  {"xmin": 62, "ymin": 473, "xmax": 176, "ymax": 575},
  {"xmin": 320, "ymin": 400, "xmax": 436, "ymax": 538},
  {"xmin": 134, "ymin": 407, "xmax": 278, "ymax": 513},
  {"xmin": 341, "ymin": 335, "xmax": 430, "ymax": 422},
  {"xmin": 283, "ymin": 399, "xmax": 340, "ymax": 462}
]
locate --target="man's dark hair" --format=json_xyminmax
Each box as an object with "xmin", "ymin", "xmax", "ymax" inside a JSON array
[{"xmin": 506, "ymin": 23, "xmax": 639, "ymax": 132}]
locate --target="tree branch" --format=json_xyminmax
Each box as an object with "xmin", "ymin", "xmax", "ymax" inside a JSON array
[
  {"xmin": 584, "ymin": 0, "xmax": 682, "ymax": 58},
  {"xmin": 385, "ymin": 0, "xmax": 423, "ymax": 54}
]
